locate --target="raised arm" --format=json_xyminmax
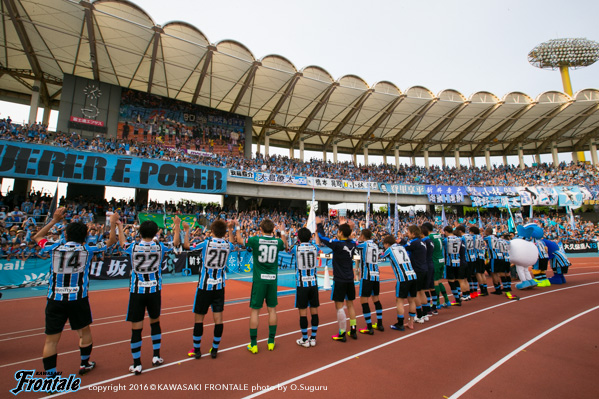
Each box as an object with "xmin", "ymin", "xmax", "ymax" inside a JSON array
[
  {"xmin": 173, "ymin": 216, "xmax": 181, "ymax": 247},
  {"xmin": 33, "ymin": 207, "xmax": 65, "ymax": 244},
  {"xmin": 182, "ymin": 222, "xmax": 191, "ymax": 250},
  {"xmin": 106, "ymin": 212, "xmax": 123, "ymax": 247}
]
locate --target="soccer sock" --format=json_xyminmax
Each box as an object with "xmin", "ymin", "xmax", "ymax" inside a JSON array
[
  {"xmin": 212, "ymin": 324, "xmax": 223, "ymax": 350},
  {"xmin": 473, "ymin": 280, "xmax": 479, "ymax": 292},
  {"xmin": 423, "ymin": 292, "xmax": 431, "ymax": 314},
  {"xmin": 337, "ymin": 308, "xmax": 347, "ymax": 334},
  {"xmin": 505, "ymin": 276, "xmax": 512, "ymax": 291},
  {"xmin": 80, "ymin": 343, "xmax": 92, "ymax": 367},
  {"xmin": 361, "ymin": 303, "xmax": 372, "ymax": 329},
  {"xmin": 131, "ymin": 329, "xmax": 142, "ymax": 366},
  {"xmin": 408, "ymin": 312, "xmax": 416, "ymax": 319},
  {"xmin": 268, "ymin": 325, "xmax": 277, "ymax": 344},
  {"xmin": 374, "ymin": 300, "xmax": 383, "ymax": 324},
  {"xmin": 193, "ymin": 322, "xmax": 203, "ymax": 351},
  {"xmin": 434, "ymin": 285, "xmax": 442, "ymax": 305},
  {"xmin": 456, "ymin": 286, "xmax": 462, "ymax": 299},
  {"xmin": 150, "ymin": 322, "xmax": 161, "ymax": 357},
  {"xmin": 431, "ymin": 293, "xmax": 438, "ymax": 309},
  {"xmin": 482, "ymin": 283, "xmax": 488, "ymax": 294},
  {"xmin": 449, "ymin": 281, "xmax": 459, "ymax": 300},
  {"xmin": 43, "ymin": 354, "xmax": 57, "ymax": 376},
  {"xmin": 439, "ymin": 283, "xmax": 450, "ymax": 302},
  {"xmin": 250, "ymin": 328, "xmax": 258, "ymax": 346},
  {"xmin": 299, "ymin": 316, "xmax": 309, "ymax": 341},
  {"xmin": 349, "ymin": 318, "xmax": 357, "ymax": 331},
  {"xmin": 310, "ymin": 314, "xmax": 319, "ymax": 339},
  {"xmin": 416, "ymin": 306, "xmax": 422, "ymax": 318},
  {"xmin": 397, "ymin": 314, "xmax": 404, "ymax": 326}
]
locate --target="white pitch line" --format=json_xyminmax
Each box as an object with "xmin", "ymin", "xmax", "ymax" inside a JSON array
[{"xmin": 448, "ymin": 304, "xmax": 599, "ymax": 399}]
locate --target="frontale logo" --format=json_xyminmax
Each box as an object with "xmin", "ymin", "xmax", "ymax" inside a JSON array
[{"xmin": 10, "ymin": 370, "xmax": 81, "ymax": 395}]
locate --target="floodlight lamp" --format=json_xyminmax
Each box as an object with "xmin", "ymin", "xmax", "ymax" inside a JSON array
[{"xmin": 528, "ymin": 38, "xmax": 599, "ymax": 70}]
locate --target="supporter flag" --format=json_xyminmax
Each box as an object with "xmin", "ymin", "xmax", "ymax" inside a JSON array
[
  {"xmin": 306, "ymin": 186, "xmax": 317, "ymax": 234},
  {"xmin": 365, "ymin": 184, "xmax": 371, "ymax": 227},
  {"xmin": 566, "ymin": 205, "xmax": 575, "ymax": 230},
  {"xmin": 506, "ymin": 204, "xmax": 516, "ymax": 233},
  {"xmin": 386, "ymin": 192, "xmax": 392, "ymax": 232},
  {"xmin": 441, "ymin": 205, "xmax": 447, "ymax": 227},
  {"xmin": 45, "ymin": 178, "xmax": 60, "ymax": 224},
  {"xmin": 477, "ymin": 208, "xmax": 483, "ymax": 230},
  {"xmin": 393, "ymin": 192, "xmax": 399, "ymax": 235},
  {"xmin": 529, "ymin": 204, "xmax": 534, "ymax": 220}
]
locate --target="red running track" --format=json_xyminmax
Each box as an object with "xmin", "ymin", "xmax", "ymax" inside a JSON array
[{"xmin": 0, "ymin": 259, "xmax": 598, "ymax": 399}]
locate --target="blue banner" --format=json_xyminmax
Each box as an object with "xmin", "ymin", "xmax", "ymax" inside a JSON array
[
  {"xmin": 471, "ymin": 195, "xmax": 521, "ymax": 208},
  {"xmin": 0, "ymin": 140, "xmax": 227, "ymax": 194},
  {"xmin": 466, "ymin": 186, "xmax": 519, "ymax": 197},
  {"xmin": 0, "ymin": 258, "xmax": 50, "ymax": 289},
  {"xmin": 378, "ymin": 183, "xmax": 426, "ymax": 195},
  {"xmin": 556, "ymin": 186, "xmax": 583, "ymax": 207},
  {"xmin": 254, "ymin": 172, "xmax": 307, "ymax": 185}
]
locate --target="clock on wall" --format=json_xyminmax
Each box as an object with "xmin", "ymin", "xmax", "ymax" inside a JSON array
[{"xmin": 81, "ymin": 83, "xmax": 102, "ymax": 118}]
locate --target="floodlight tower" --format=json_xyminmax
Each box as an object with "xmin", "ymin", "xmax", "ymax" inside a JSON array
[{"xmin": 528, "ymin": 38, "xmax": 599, "ymax": 96}]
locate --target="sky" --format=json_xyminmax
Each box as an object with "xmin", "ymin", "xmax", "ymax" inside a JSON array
[{"xmin": 1, "ymin": 0, "xmax": 598, "ymax": 203}]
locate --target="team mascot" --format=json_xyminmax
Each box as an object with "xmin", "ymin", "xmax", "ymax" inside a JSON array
[
  {"xmin": 544, "ymin": 239, "xmax": 571, "ymax": 284},
  {"xmin": 508, "ymin": 238, "xmax": 538, "ymax": 290}
]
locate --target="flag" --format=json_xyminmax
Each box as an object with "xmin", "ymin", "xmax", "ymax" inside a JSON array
[
  {"xmin": 506, "ymin": 204, "xmax": 516, "ymax": 233},
  {"xmin": 365, "ymin": 183, "xmax": 371, "ymax": 227},
  {"xmin": 306, "ymin": 186, "xmax": 316, "ymax": 234},
  {"xmin": 566, "ymin": 206, "xmax": 575, "ymax": 230},
  {"xmin": 529, "ymin": 204, "xmax": 534, "ymax": 220},
  {"xmin": 45, "ymin": 178, "xmax": 60, "ymax": 224},
  {"xmin": 477, "ymin": 207, "xmax": 483, "ymax": 230},
  {"xmin": 386, "ymin": 192, "xmax": 391, "ymax": 232},
  {"xmin": 441, "ymin": 205, "xmax": 447, "ymax": 227},
  {"xmin": 393, "ymin": 192, "xmax": 398, "ymax": 235}
]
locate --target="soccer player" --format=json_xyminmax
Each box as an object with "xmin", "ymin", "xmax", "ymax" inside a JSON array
[
  {"xmin": 235, "ymin": 219, "xmax": 287, "ymax": 354},
  {"xmin": 355, "ymin": 224, "xmax": 384, "ymax": 335},
  {"xmin": 402, "ymin": 225, "xmax": 428, "ymax": 323},
  {"xmin": 315, "ymin": 216, "xmax": 358, "ymax": 342},
  {"xmin": 483, "ymin": 227, "xmax": 504, "ymax": 295},
  {"xmin": 185, "ymin": 219, "xmax": 235, "ymax": 359},
  {"xmin": 381, "ymin": 235, "xmax": 417, "ymax": 331},
  {"xmin": 459, "ymin": 225, "xmax": 477, "ymax": 300},
  {"xmin": 454, "ymin": 225, "xmax": 472, "ymax": 301},
  {"xmin": 422, "ymin": 222, "xmax": 450, "ymax": 309},
  {"xmin": 472, "ymin": 226, "xmax": 489, "ymax": 296},
  {"xmin": 499, "ymin": 233, "xmax": 516, "ymax": 299},
  {"xmin": 290, "ymin": 227, "xmax": 320, "ymax": 347},
  {"xmin": 119, "ymin": 216, "xmax": 182, "ymax": 375},
  {"xmin": 420, "ymin": 224, "xmax": 436, "ymax": 315},
  {"xmin": 443, "ymin": 226, "xmax": 463, "ymax": 306},
  {"xmin": 34, "ymin": 207, "xmax": 119, "ymax": 377}
]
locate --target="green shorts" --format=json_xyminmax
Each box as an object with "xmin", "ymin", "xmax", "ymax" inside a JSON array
[
  {"xmin": 250, "ymin": 282, "xmax": 278, "ymax": 309},
  {"xmin": 433, "ymin": 260, "xmax": 446, "ymax": 281}
]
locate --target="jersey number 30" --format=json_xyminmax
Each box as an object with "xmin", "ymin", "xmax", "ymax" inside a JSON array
[{"xmin": 258, "ymin": 245, "xmax": 277, "ymax": 264}]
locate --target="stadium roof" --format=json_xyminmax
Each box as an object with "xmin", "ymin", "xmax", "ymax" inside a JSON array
[{"xmin": 1, "ymin": 0, "xmax": 599, "ymax": 158}]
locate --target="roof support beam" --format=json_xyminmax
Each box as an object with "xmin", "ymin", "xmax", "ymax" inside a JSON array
[
  {"xmin": 352, "ymin": 95, "xmax": 405, "ymax": 154},
  {"xmin": 190, "ymin": 47, "xmax": 215, "ymax": 104},
  {"xmin": 471, "ymin": 104, "xmax": 535, "ymax": 155},
  {"xmin": 537, "ymin": 103, "xmax": 599, "ymax": 153},
  {"xmin": 324, "ymin": 89, "xmax": 373, "ymax": 149},
  {"xmin": 383, "ymin": 99, "xmax": 436, "ymax": 154},
  {"xmin": 257, "ymin": 72, "xmax": 302, "ymax": 142},
  {"xmin": 4, "ymin": 0, "xmax": 50, "ymax": 105},
  {"xmin": 413, "ymin": 102, "xmax": 469, "ymax": 153},
  {"xmin": 573, "ymin": 127, "xmax": 599, "ymax": 150},
  {"xmin": 146, "ymin": 26, "xmax": 163, "ymax": 93},
  {"xmin": 291, "ymin": 82, "xmax": 338, "ymax": 147},
  {"xmin": 81, "ymin": 1, "xmax": 99, "ymax": 81},
  {"xmin": 442, "ymin": 102, "xmax": 502, "ymax": 156},
  {"xmin": 503, "ymin": 102, "xmax": 572, "ymax": 155},
  {"xmin": 229, "ymin": 61, "xmax": 261, "ymax": 114}
]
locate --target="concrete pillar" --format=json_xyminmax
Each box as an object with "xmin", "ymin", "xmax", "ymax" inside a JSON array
[
  {"xmin": 13, "ymin": 179, "xmax": 32, "ymax": 202},
  {"xmin": 135, "ymin": 188, "xmax": 149, "ymax": 206},
  {"xmin": 441, "ymin": 156, "xmax": 446, "ymax": 168},
  {"xmin": 256, "ymin": 140, "xmax": 261, "ymax": 155},
  {"xmin": 503, "ymin": 154, "xmax": 508, "ymax": 167},
  {"xmin": 394, "ymin": 147, "xmax": 399, "ymax": 170},
  {"xmin": 363, "ymin": 146, "xmax": 369, "ymax": 166},
  {"xmin": 42, "ymin": 107, "xmax": 51, "ymax": 126},
  {"xmin": 590, "ymin": 139, "xmax": 598, "ymax": 166},
  {"xmin": 299, "ymin": 140, "xmax": 305, "ymax": 161},
  {"xmin": 264, "ymin": 135, "xmax": 270, "ymax": 156},
  {"xmin": 333, "ymin": 144, "xmax": 338, "ymax": 163},
  {"xmin": 289, "ymin": 146, "xmax": 294, "ymax": 159},
  {"xmin": 571, "ymin": 151, "xmax": 579, "ymax": 163},
  {"xmin": 411, "ymin": 155, "xmax": 416, "ymax": 166},
  {"xmin": 518, "ymin": 146, "xmax": 525, "ymax": 170},
  {"xmin": 535, "ymin": 153, "xmax": 541, "ymax": 165},
  {"xmin": 383, "ymin": 154, "xmax": 388, "ymax": 165},
  {"xmin": 485, "ymin": 148, "xmax": 491, "ymax": 171},
  {"xmin": 28, "ymin": 80, "xmax": 41, "ymax": 124},
  {"xmin": 424, "ymin": 150, "xmax": 429, "ymax": 169},
  {"xmin": 552, "ymin": 141, "xmax": 559, "ymax": 167},
  {"xmin": 454, "ymin": 150, "xmax": 460, "ymax": 169},
  {"xmin": 323, "ymin": 149, "xmax": 327, "ymax": 162},
  {"xmin": 352, "ymin": 152, "xmax": 357, "ymax": 165},
  {"xmin": 470, "ymin": 156, "xmax": 476, "ymax": 167}
]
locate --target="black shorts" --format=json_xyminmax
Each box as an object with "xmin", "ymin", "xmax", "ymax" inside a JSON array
[
  {"xmin": 466, "ymin": 261, "xmax": 476, "ymax": 277},
  {"xmin": 536, "ymin": 258, "xmax": 549, "ymax": 272},
  {"xmin": 426, "ymin": 267, "xmax": 435, "ymax": 289},
  {"xmin": 45, "ymin": 298, "xmax": 93, "ymax": 335},
  {"xmin": 331, "ymin": 281, "xmax": 356, "ymax": 302},
  {"xmin": 359, "ymin": 279, "xmax": 380, "ymax": 297},
  {"xmin": 457, "ymin": 262, "xmax": 468, "ymax": 279},
  {"xmin": 396, "ymin": 280, "xmax": 417, "ymax": 299},
  {"xmin": 415, "ymin": 271, "xmax": 428, "ymax": 291},
  {"xmin": 446, "ymin": 266, "xmax": 459, "ymax": 280},
  {"xmin": 496, "ymin": 259, "xmax": 507, "ymax": 274},
  {"xmin": 126, "ymin": 292, "xmax": 161, "ymax": 322},
  {"xmin": 295, "ymin": 286, "xmax": 320, "ymax": 309},
  {"xmin": 193, "ymin": 288, "xmax": 225, "ymax": 314},
  {"xmin": 474, "ymin": 259, "xmax": 486, "ymax": 274}
]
